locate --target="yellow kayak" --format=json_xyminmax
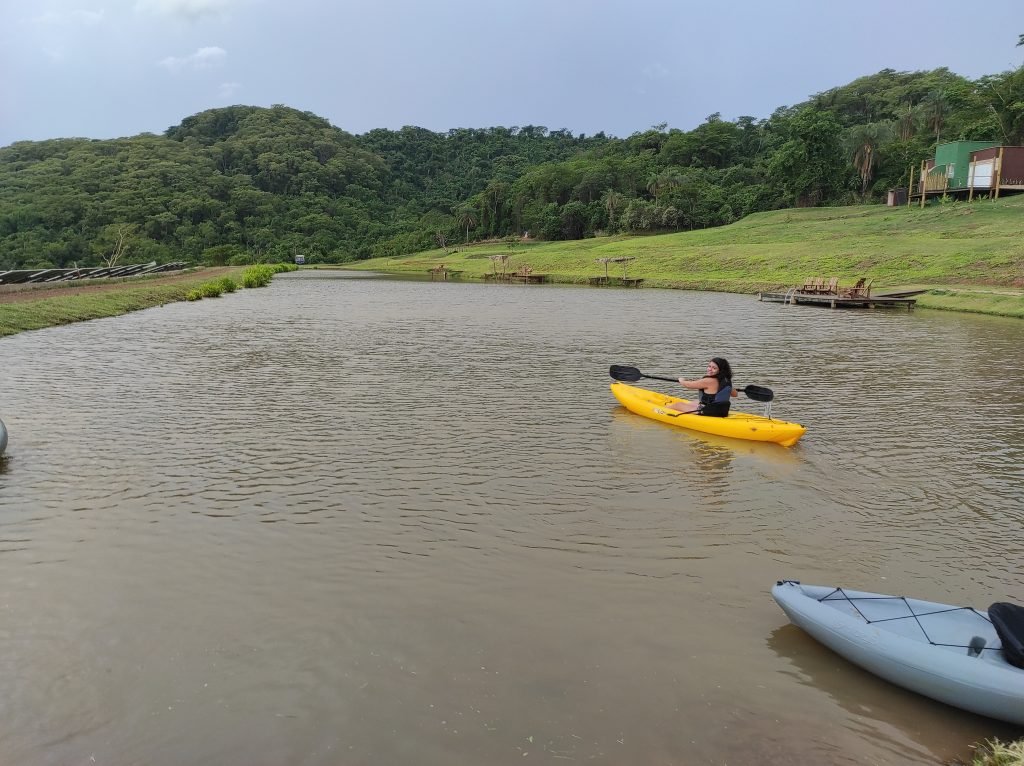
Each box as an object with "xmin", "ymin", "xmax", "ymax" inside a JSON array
[{"xmin": 609, "ymin": 381, "xmax": 806, "ymax": 447}]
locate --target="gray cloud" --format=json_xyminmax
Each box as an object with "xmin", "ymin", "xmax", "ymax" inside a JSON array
[
  {"xmin": 159, "ymin": 45, "xmax": 227, "ymax": 72},
  {"xmin": 5, "ymin": 0, "xmax": 1023, "ymax": 148},
  {"xmin": 25, "ymin": 7, "xmax": 106, "ymax": 64},
  {"xmin": 31, "ymin": 9, "xmax": 106, "ymax": 26},
  {"xmin": 136, "ymin": 0, "xmax": 237, "ymax": 21}
]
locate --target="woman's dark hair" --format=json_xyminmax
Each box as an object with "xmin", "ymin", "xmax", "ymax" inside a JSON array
[{"xmin": 710, "ymin": 357, "xmax": 732, "ymax": 384}]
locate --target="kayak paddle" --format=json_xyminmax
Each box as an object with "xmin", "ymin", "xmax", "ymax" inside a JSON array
[{"xmin": 609, "ymin": 364, "xmax": 775, "ymax": 402}]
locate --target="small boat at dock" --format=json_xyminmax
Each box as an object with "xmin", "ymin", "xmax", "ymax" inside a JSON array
[{"xmin": 872, "ymin": 288, "xmax": 929, "ymax": 298}]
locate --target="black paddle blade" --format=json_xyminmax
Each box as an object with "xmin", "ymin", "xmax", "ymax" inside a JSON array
[
  {"xmin": 609, "ymin": 365, "xmax": 642, "ymax": 382},
  {"xmin": 742, "ymin": 384, "xmax": 774, "ymax": 402}
]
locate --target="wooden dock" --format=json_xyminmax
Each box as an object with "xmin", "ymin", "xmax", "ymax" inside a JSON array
[
  {"xmin": 592, "ymin": 257, "xmax": 643, "ymax": 287},
  {"xmin": 758, "ymin": 290, "xmax": 917, "ymax": 311},
  {"xmin": 588, "ymin": 276, "xmax": 645, "ymax": 287},
  {"xmin": 481, "ymin": 272, "xmax": 549, "ymax": 283},
  {"xmin": 427, "ymin": 266, "xmax": 462, "ymax": 280}
]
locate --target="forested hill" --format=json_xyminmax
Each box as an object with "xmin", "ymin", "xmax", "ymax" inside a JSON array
[{"xmin": 2, "ymin": 63, "xmax": 1022, "ymax": 271}]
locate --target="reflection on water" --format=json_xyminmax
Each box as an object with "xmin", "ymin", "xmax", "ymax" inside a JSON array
[
  {"xmin": 0, "ymin": 271, "xmax": 1021, "ymax": 765},
  {"xmin": 766, "ymin": 625, "xmax": 1022, "ymax": 760},
  {"xmin": 687, "ymin": 442, "xmax": 736, "ymax": 497}
]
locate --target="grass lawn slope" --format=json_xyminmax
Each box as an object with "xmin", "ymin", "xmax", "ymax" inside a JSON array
[{"xmin": 349, "ymin": 196, "xmax": 1024, "ymax": 318}]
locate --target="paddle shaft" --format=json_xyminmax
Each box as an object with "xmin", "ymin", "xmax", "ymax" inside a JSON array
[{"xmin": 608, "ymin": 365, "xmax": 774, "ymax": 402}]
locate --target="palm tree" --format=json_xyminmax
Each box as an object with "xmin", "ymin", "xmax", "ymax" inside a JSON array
[
  {"xmin": 897, "ymin": 103, "xmax": 920, "ymax": 141},
  {"xmin": 924, "ymin": 90, "xmax": 949, "ymax": 144},
  {"xmin": 847, "ymin": 123, "xmax": 891, "ymax": 198},
  {"xmin": 658, "ymin": 170, "xmax": 685, "ymax": 200},
  {"xmin": 600, "ymin": 189, "xmax": 623, "ymax": 231},
  {"xmin": 454, "ymin": 208, "xmax": 477, "ymax": 243},
  {"xmin": 647, "ymin": 171, "xmax": 683, "ymax": 206},
  {"xmin": 646, "ymin": 174, "xmax": 662, "ymax": 204}
]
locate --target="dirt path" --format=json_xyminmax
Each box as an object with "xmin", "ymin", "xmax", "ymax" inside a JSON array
[{"xmin": 0, "ymin": 268, "xmax": 235, "ymax": 304}]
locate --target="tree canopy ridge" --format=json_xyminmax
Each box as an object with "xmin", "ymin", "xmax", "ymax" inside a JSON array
[{"xmin": 3, "ymin": 62, "xmax": 1023, "ymax": 270}]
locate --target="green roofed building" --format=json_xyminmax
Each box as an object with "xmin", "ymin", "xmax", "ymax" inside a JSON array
[{"xmin": 923, "ymin": 140, "xmax": 998, "ymax": 193}]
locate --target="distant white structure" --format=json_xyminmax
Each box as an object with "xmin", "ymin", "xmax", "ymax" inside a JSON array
[{"xmin": 294, "ymin": 254, "xmax": 306, "ymax": 265}]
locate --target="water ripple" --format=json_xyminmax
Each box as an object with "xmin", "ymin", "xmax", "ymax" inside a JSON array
[{"xmin": 0, "ymin": 274, "xmax": 1021, "ymax": 765}]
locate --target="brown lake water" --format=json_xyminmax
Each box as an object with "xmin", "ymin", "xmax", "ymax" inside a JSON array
[{"xmin": 0, "ymin": 271, "xmax": 1022, "ymax": 765}]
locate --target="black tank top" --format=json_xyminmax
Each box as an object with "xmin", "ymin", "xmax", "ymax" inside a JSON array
[{"xmin": 698, "ymin": 380, "xmax": 732, "ymax": 417}]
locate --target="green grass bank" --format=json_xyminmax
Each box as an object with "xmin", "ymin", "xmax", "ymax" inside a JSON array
[
  {"xmin": 0, "ymin": 265, "xmax": 308, "ymax": 337},
  {"xmin": 0, "ymin": 268, "xmax": 241, "ymax": 337},
  {"xmin": 346, "ymin": 195, "xmax": 1024, "ymax": 318}
]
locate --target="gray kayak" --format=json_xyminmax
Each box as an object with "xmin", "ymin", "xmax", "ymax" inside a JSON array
[
  {"xmin": 0, "ymin": 417, "xmax": 6, "ymax": 457},
  {"xmin": 772, "ymin": 580, "xmax": 1024, "ymax": 725}
]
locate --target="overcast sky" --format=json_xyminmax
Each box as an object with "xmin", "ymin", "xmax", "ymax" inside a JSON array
[{"xmin": 2, "ymin": 0, "xmax": 1023, "ymax": 147}]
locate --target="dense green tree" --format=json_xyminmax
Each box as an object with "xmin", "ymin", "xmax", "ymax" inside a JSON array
[
  {"xmin": 976, "ymin": 66, "xmax": 1024, "ymax": 145},
  {"xmin": 558, "ymin": 201, "xmax": 590, "ymax": 239},
  {"xmin": 768, "ymin": 108, "xmax": 851, "ymax": 205},
  {"xmin": 3, "ymin": 63, "xmax": 1021, "ymax": 269}
]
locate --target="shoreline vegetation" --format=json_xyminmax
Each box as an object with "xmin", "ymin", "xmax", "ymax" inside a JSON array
[
  {"xmin": 2, "ymin": 198, "xmax": 1022, "ymax": 339},
  {"xmin": 343, "ymin": 197, "xmax": 1024, "ymax": 319},
  {"xmin": 0, "ymin": 264, "xmax": 294, "ymax": 337},
  {"xmin": 962, "ymin": 739, "xmax": 1024, "ymax": 766}
]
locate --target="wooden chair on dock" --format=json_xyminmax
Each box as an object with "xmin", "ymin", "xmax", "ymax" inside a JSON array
[
  {"xmin": 843, "ymin": 277, "xmax": 872, "ymax": 299},
  {"xmin": 801, "ymin": 276, "xmax": 824, "ymax": 293},
  {"xmin": 822, "ymin": 276, "xmax": 839, "ymax": 295},
  {"xmin": 841, "ymin": 277, "xmax": 865, "ymax": 297}
]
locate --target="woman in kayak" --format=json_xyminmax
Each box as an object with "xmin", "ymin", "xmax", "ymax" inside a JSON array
[{"xmin": 667, "ymin": 357, "xmax": 738, "ymax": 416}]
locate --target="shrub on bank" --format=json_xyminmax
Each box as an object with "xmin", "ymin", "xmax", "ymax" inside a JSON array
[
  {"xmin": 239, "ymin": 263, "xmax": 295, "ymax": 285},
  {"xmin": 242, "ymin": 265, "xmax": 275, "ymax": 288},
  {"xmin": 968, "ymin": 739, "xmax": 1024, "ymax": 766},
  {"xmin": 200, "ymin": 281, "xmax": 224, "ymax": 298},
  {"xmin": 186, "ymin": 266, "xmax": 284, "ymax": 298},
  {"xmin": 186, "ymin": 277, "xmax": 237, "ymax": 301}
]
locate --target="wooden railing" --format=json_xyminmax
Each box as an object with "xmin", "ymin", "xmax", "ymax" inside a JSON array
[{"xmin": 915, "ymin": 174, "xmax": 950, "ymax": 194}]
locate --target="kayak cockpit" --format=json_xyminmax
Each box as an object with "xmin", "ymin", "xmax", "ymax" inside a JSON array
[{"xmin": 990, "ymin": 602, "xmax": 1024, "ymax": 669}]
